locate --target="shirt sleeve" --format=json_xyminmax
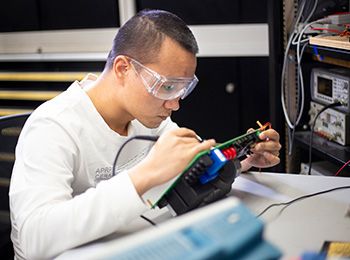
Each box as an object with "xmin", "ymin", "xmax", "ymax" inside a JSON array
[{"xmin": 9, "ymin": 117, "xmax": 148, "ymax": 259}]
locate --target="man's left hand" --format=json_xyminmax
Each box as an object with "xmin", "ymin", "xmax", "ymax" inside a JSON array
[{"xmin": 241, "ymin": 128, "xmax": 281, "ymax": 170}]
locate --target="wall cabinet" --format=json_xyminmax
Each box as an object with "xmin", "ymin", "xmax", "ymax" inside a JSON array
[
  {"xmin": 173, "ymin": 57, "xmax": 269, "ymax": 143},
  {"xmin": 136, "ymin": 0, "xmax": 267, "ymax": 24},
  {"xmin": 0, "ymin": 0, "xmax": 119, "ymax": 32}
]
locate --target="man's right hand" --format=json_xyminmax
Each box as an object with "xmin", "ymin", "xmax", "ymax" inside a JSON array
[{"xmin": 128, "ymin": 128, "xmax": 216, "ymax": 195}]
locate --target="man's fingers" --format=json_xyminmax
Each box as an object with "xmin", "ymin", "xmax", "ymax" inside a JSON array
[
  {"xmin": 192, "ymin": 139, "xmax": 216, "ymax": 154},
  {"xmin": 259, "ymin": 129, "xmax": 280, "ymax": 142},
  {"xmin": 172, "ymin": 127, "xmax": 197, "ymax": 138},
  {"xmin": 198, "ymin": 139, "xmax": 216, "ymax": 150},
  {"xmin": 263, "ymin": 152, "xmax": 280, "ymax": 166},
  {"xmin": 173, "ymin": 128, "xmax": 207, "ymax": 143},
  {"xmin": 247, "ymin": 128, "xmax": 255, "ymax": 134},
  {"xmin": 252, "ymin": 141, "xmax": 281, "ymax": 153}
]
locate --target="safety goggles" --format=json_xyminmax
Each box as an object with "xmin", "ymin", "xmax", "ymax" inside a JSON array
[{"xmin": 128, "ymin": 57, "xmax": 199, "ymax": 100}]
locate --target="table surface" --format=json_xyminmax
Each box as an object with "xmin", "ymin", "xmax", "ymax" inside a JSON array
[
  {"xmin": 58, "ymin": 172, "xmax": 350, "ymax": 259},
  {"xmin": 231, "ymin": 172, "xmax": 350, "ymax": 258}
]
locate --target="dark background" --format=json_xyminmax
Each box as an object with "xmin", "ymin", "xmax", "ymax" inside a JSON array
[{"xmin": 0, "ymin": 0, "xmax": 282, "ymax": 167}]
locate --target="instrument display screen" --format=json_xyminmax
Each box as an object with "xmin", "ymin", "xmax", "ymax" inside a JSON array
[{"xmin": 317, "ymin": 76, "xmax": 332, "ymax": 97}]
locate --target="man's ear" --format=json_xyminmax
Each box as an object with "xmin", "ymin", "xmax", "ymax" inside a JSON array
[{"xmin": 112, "ymin": 56, "xmax": 130, "ymax": 79}]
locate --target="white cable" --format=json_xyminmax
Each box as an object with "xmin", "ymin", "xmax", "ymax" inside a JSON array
[
  {"xmin": 295, "ymin": 20, "xmax": 319, "ymax": 125},
  {"xmin": 292, "ymin": 33, "xmax": 312, "ymax": 45},
  {"xmin": 281, "ymin": 34, "xmax": 297, "ymax": 129},
  {"xmin": 287, "ymin": 42, "xmax": 308, "ymax": 156},
  {"xmin": 304, "ymin": 0, "xmax": 318, "ymax": 23},
  {"xmin": 283, "ymin": 20, "xmax": 315, "ymax": 128},
  {"xmin": 294, "ymin": 0, "xmax": 319, "ymax": 128},
  {"xmin": 297, "ymin": 42, "xmax": 308, "ymax": 121},
  {"xmin": 281, "ymin": 0, "xmax": 319, "ymax": 130},
  {"xmin": 292, "ymin": 0, "xmax": 307, "ymax": 28}
]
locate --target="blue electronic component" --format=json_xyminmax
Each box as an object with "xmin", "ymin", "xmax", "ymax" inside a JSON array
[{"xmin": 199, "ymin": 148, "xmax": 228, "ymax": 184}]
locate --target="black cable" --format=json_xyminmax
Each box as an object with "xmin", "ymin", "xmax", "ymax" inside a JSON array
[
  {"xmin": 257, "ymin": 185, "xmax": 350, "ymax": 217},
  {"xmin": 140, "ymin": 214, "xmax": 157, "ymax": 226},
  {"xmin": 291, "ymin": 126, "xmax": 296, "ymax": 154},
  {"xmin": 111, "ymin": 135, "xmax": 159, "ymax": 226},
  {"xmin": 308, "ymin": 102, "xmax": 342, "ymax": 175},
  {"xmin": 112, "ymin": 135, "xmax": 159, "ymax": 177},
  {"xmin": 287, "ymin": 125, "xmax": 297, "ymax": 156}
]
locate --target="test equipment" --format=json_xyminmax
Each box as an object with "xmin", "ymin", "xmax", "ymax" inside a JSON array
[
  {"xmin": 308, "ymin": 101, "xmax": 350, "ymax": 145},
  {"xmin": 311, "ymin": 68, "xmax": 350, "ymax": 113}
]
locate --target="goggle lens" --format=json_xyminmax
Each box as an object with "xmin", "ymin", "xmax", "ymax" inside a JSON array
[
  {"xmin": 130, "ymin": 57, "xmax": 198, "ymax": 100},
  {"xmin": 152, "ymin": 77, "xmax": 198, "ymax": 100}
]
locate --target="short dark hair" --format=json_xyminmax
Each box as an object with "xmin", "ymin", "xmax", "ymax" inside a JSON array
[{"xmin": 105, "ymin": 9, "xmax": 198, "ymax": 70}]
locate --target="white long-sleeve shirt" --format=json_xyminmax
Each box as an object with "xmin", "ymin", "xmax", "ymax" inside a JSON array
[{"xmin": 9, "ymin": 75, "xmax": 177, "ymax": 259}]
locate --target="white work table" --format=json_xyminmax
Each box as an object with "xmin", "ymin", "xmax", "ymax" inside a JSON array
[
  {"xmin": 230, "ymin": 172, "xmax": 350, "ymax": 258},
  {"xmin": 58, "ymin": 172, "xmax": 350, "ymax": 259}
]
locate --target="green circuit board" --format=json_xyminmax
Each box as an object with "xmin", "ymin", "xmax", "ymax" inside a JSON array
[{"xmin": 152, "ymin": 128, "xmax": 262, "ymax": 208}]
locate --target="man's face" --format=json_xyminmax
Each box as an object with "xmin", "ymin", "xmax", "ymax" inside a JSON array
[{"xmin": 125, "ymin": 37, "xmax": 197, "ymax": 128}]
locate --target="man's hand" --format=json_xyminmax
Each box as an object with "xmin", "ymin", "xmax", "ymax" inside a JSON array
[
  {"xmin": 129, "ymin": 128, "xmax": 216, "ymax": 195},
  {"xmin": 241, "ymin": 128, "xmax": 281, "ymax": 172}
]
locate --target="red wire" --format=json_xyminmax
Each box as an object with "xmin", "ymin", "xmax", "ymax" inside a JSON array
[
  {"xmin": 310, "ymin": 27, "xmax": 343, "ymax": 34},
  {"xmin": 335, "ymin": 159, "xmax": 350, "ymax": 176}
]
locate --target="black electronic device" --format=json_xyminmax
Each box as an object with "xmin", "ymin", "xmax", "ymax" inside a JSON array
[
  {"xmin": 156, "ymin": 158, "xmax": 241, "ymax": 215},
  {"xmin": 113, "ymin": 122, "xmax": 271, "ymax": 216},
  {"xmin": 154, "ymin": 122, "xmax": 271, "ymax": 215}
]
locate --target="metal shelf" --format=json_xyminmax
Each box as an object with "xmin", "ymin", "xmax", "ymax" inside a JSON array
[
  {"xmin": 0, "ymin": 90, "xmax": 61, "ymax": 101},
  {"xmin": 0, "ymin": 108, "xmax": 33, "ymax": 116},
  {"xmin": 294, "ymin": 131, "xmax": 350, "ymax": 167},
  {"xmin": 307, "ymin": 44, "xmax": 350, "ymax": 62},
  {"xmin": 0, "ymin": 72, "xmax": 99, "ymax": 82}
]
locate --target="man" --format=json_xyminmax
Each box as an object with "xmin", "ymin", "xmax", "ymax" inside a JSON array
[{"xmin": 9, "ymin": 9, "xmax": 281, "ymax": 259}]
